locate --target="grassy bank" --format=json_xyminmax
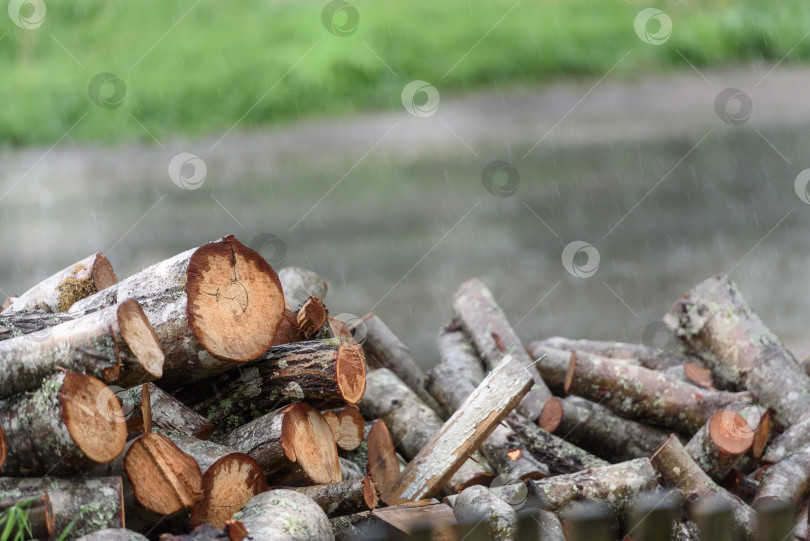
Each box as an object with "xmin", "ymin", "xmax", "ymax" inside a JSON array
[{"xmin": 1, "ymin": 0, "xmax": 808, "ymax": 145}]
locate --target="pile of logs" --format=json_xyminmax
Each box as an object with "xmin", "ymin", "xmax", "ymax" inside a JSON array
[{"xmin": 1, "ymin": 237, "xmax": 810, "ymax": 540}]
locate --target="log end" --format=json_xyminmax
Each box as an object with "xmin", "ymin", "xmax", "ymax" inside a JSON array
[
  {"xmin": 336, "ymin": 343, "xmax": 367, "ymax": 405},
  {"xmin": 367, "ymin": 419, "xmax": 400, "ymax": 496},
  {"xmin": 118, "ymin": 299, "xmax": 165, "ymax": 379},
  {"xmin": 752, "ymin": 409, "xmax": 771, "ymax": 459},
  {"xmin": 683, "ymin": 363, "xmax": 713, "ymax": 388},
  {"xmin": 0, "ymin": 424, "xmax": 6, "ymax": 471},
  {"xmin": 336, "ymin": 405, "xmax": 365, "ymax": 451},
  {"xmin": 186, "ymin": 235, "xmax": 286, "ymax": 362},
  {"xmin": 191, "ymin": 453, "xmax": 269, "ymax": 529},
  {"xmin": 539, "ymin": 397, "xmax": 564, "ymax": 433},
  {"xmin": 564, "ymin": 351, "xmax": 577, "ymax": 394},
  {"xmin": 710, "ymin": 411, "xmax": 754, "ymax": 456},
  {"xmin": 296, "ymin": 296, "xmax": 328, "ymax": 340},
  {"xmin": 363, "ymin": 476, "xmax": 380, "ymax": 511},
  {"xmin": 225, "ymin": 520, "xmax": 248, "ymax": 541},
  {"xmin": 92, "ymin": 253, "xmax": 119, "ymax": 292},
  {"xmin": 61, "ymin": 371, "xmax": 127, "ymax": 464},
  {"xmin": 270, "ymin": 309, "xmax": 299, "ymax": 346},
  {"xmin": 289, "ymin": 403, "xmax": 342, "ymax": 484}
]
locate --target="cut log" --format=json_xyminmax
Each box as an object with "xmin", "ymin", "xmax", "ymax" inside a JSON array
[
  {"xmin": 667, "ymin": 274, "xmax": 810, "ymax": 429},
  {"xmin": 69, "ymin": 236, "xmax": 287, "ymax": 388},
  {"xmin": 297, "ymin": 296, "xmax": 328, "ymax": 340},
  {"xmin": 382, "ymin": 355, "xmax": 534, "ymax": 505},
  {"xmin": 0, "ymin": 308, "xmax": 81, "ymax": 341},
  {"xmin": 359, "ymin": 367, "xmax": 494, "ymax": 496},
  {"xmin": 232, "ymin": 489, "xmax": 334, "ymax": 541},
  {"xmin": 443, "ymin": 483, "xmax": 528, "ymax": 511},
  {"xmin": 0, "ymin": 477, "xmax": 124, "ymax": 539},
  {"xmin": 531, "ymin": 343, "xmax": 755, "ymax": 434},
  {"xmin": 539, "ymin": 395, "xmax": 672, "ymax": 463},
  {"xmin": 78, "ymin": 529, "xmax": 149, "ymax": 541},
  {"xmin": 507, "ymin": 412, "xmax": 609, "ymax": 475},
  {"xmin": 221, "ymin": 402, "xmax": 341, "ymax": 485},
  {"xmin": 427, "ymin": 328, "xmax": 548, "ymax": 481},
  {"xmin": 179, "ymin": 339, "xmax": 366, "ymax": 435},
  {"xmin": 167, "ymin": 435, "xmax": 268, "ymax": 529},
  {"xmin": 0, "ymin": 491, "xmax": 54, "ymax": 539},
  {"xmin": 323, "ymin": 406, "xmax": 364, "ymax": 451},
  {"xmin": 0, "ymin": 299, "xmax": 164, "ymax": 399},
  {"xmin": 365, "ymin": 419, "xmax": 400, "ymax": 496},
  {"xmin": 0, "ymin": 370, "xmax": 126, "ymax": 475},
  {"xmin": 331, "ymin": 499, "xmax": 455, "ymax": 539},
  {"xmin": 325, "ymin": 317, "xmax": 353, "ymax": 340},
  {"xmin": 650, "ymin": 434, "xmax": 757, "ymax": 540},
  {"xmin": 535, "ymin": 336, "xmax": 686, "ymax": 370},
  {"xmin": 293, "ymin": 477, "xmax": 379, "ymax": 517},
  {"xmin": 278, "ymin": 266, "xmax": 329, "ymax": 310},
  {"xmin": 271, "ymin": 309, "xmax": 299, "ymax": 346},
  {"xmin": 762, "ymin": 406, "xmax": 810, "ymax": 465},
  {"xmin": 124, "ymin": 432, "xmax": 203, "ymax": 515},
  {"xmin": 5, "ymin": 253, "xmax": 117, "ymax": 313},
  {"xmin": 794, "ymin": 502, "xmax": 809, "ymax": 541},
  {"xmin": 685, "ymin": 410, "xmax": 754, "ymax": 481},
  {"xmin": 516, "ymin": 508, "xmax": 564, "ymax": 541},
  {"xmin": 452, "ymin": 485, "xmax": 518, "ymax": 541},
  {"xmin": 753, "ymin": 443, "xmax": 810, "ymax": 510},
  {"xmin": 451, "ymin": 278, "xmax": 552, "ymax": 420},
  {"xmin": 527, "ymin": 458, "xmax": 657, "ymax": 516},
  {"xmin": 0, "ymin": 425, "xmax": 5, "ymax": 471},
  {"xmin": 126, "ymin": 382, "xmax": 214, "ymax": 440},
  {"xmin": 158, "ymin": 522, "xmax": 247, "ymax": 541}
]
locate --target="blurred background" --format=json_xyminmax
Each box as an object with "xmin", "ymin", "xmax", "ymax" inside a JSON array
[{"xmin": 2, "ymin": 0, "xmax": 810, "ymax": 367}]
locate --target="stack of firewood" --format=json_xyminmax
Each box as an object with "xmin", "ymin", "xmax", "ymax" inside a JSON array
[{"xmin": 1, "ymin": 236, "xmax": 809, "ymax": 540}]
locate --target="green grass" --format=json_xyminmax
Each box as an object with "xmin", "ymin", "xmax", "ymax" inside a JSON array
[{"xmin": 1, "ymin": 0, "xmax": 809, "ymax": 145}]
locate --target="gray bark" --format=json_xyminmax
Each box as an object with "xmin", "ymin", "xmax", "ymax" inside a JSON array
[
  {"xmin": 453, "ymin": 485, "xmax": 518, "ymax": 541},
  {"xmin": 232, "ymin": 489, "xmax": 334, "ymax": 541}
]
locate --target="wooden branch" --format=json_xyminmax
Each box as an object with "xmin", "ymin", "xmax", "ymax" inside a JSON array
[
  {"xmin": 0, "ymin": 477, "xmax": 124, "ymax": 539},
  {"xmin": 0, "ymin": 308, "xmax": 80, "ymax": 341},
  {"xmin": 180, "ymin": 339, "xmax": 366, "ymax": 435},
  {"xmin": 221, "ymin": 402, "xmax": 341, "ymax": 485},
  {"xmin": 650, "ymin": 434, "xmax": 757, "ymax": 540},
  {"xmin": 330, "ymin": 499, "xmax": 454, "ymax": 540},
  {"xmin": 667, "ymin": 274, "xmax": 810, "ymax": 429},
  {"xmin": 452, "ymin": 485, "xmax": 518, "ymax": 541},
  {"xmin": 753, "ymin": 443, "xmax": 810, "ymax": 510},
  {"xmin": 78, "ymin": 529, "xmax": 148, "ymax": 541},
  {"xmin": 382, "ymin": 356, "xmax": 534, "ymax": 505},
  {"xmin": 323, "ymin": 405, "xmax": 364, "ymax": 451},
  {"xmin": 685, "ymin": 410, "xmax": 754, "ymax": 481},
  {"xmin": 69, "ymin": 236, "xmax": 287, "ymax": 388},
  {"xmin": 278, "ymin": 266, "xmax": 329, "ymax": 310},
  {"xmin": 232, "ymin": 489, "xmax": 333, "ymax": 541},
  {"xmin": 359, "ymin": 312, "xmax": 443, "ymax": 414},
  {"xmin": 126, "ymin": 382, "xmax": 214, "ymax": 440},
  {"xmin": 293, "ymin": 477, "xmax": 378, "ymax": 517},
  {"xmin": 4, "ymin": 253, "xmax": 117, "ymax": 313},
  {"xmin": 0, "ymin": 371, "xmax": 126, "ymax": 475},
  {"xmin": 763, "ymin": 406, "xmax": 810, "ymax": 465},
  {"xmin": 297, "ymin": 296, "xmax": 328, "ymax": 340},
  {"xmin": 532, "ymin": 343, "xmax": 755, "ymax": 434},
  {"xmin": 0, "ymin": 491, "xmax": 54, "ymax": 539},
  {"xmin": 358, "ymin": 367, "xmax": 494, "ymax": 496},
  {"xmin": 0, "ymin": 299, "xmax": 164, "ymax": 399},
  {"xmin": 451, "ymin": 278, "xmax": 552, "ymax": 420},
  {"xmin": 527, "ymin": 458, "xmax": 656, "ymax": 516},
  {"xmin": 539, "ymin": 395, "xmax": 672, "ymax": 463},
  {"xmin": 535, "ymin": 336, "xmax": 686, "ymax": 370}
]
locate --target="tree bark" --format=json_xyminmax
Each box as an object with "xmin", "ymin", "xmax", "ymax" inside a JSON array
[
  {"xmin": 179, "ymin": 339, "xmax": 366, "ymax": 435},
  {"xmin": 358, "ymin": 368, "xmax": 494, "ymax": 497},
  {"xmin": 528, "ymin": 458, "xmax": 657, "ymax": 516},
  {"xmin": 516, "ymin": 508, "xmax": 564, "ymax": 541},
  {"xmin": 667, "ymin": 273, "xmax": 810, "ymax": 430},
  {"xmin": 452, "ymin": 485, "xmax": 518, "ymax": 541},
  {"xmin": 0, "ymin": 491, "xmax": 54, "ymax": 539},
  {"xmin": 323, "ymin": 406, "xmax": 364, "ymax": 452},
  {"xmin": 0, "ymin": 370, "xmax": 126, "ymax": 475},
  {"xmin": 451, "ymin": 278, "xmax": 552, "ymax": 421},
  {"xmin": 382, "ymin": 356, "xmax": 534, "ymax": 505},
  {"xmin": 534, "ymin": 336, "xmax": 687, "ymax": 370},
  {"xmin": 166, "ymin": 435, "xmax": 268, "ymax": 529},
  {"xmin": 685, "ymin": 410, "xmax": 754, "ymax": 481},
  {"xmin": 753, "ymin": 443, "xmax": 810, "ymax": 510},
  {"xmin": 507, "ymin": 412, "xmax": 609, "ymax": 475},
  {"xmin": 763, "ymin": 406, "xmax": 810, "ymax": 465},
  {"xmin": 78, "ymin": 529, "xmax": 149, "ymax": 541},
  {"xmin": 278, "ymin": 266, "xmax": 329, "ymax": 310},
  {"xmin": 0, "ymin": 477, "xmax": 124, "ymax": 539},
  {"xmin": 0, "ymin": 308, "xmax": 82, "ymax": 341},
  {"xmin": 539, "ymin": 395, "xmax": 672, "ymax": 463},
  {"xmin": 221, "ymin": 402, "xmax": 341, "ymax": 485},
  {"xmin": 293, "ymin": 477, "xmax": 379, "ymax": 517},
  {"xmin": 650, "ymin": 434, "xmax": 757, "ymax": 540},
  {"xmin": 4, "ymin": 253, "xmax": 117, "ymax": 313},
  {"xmin": 532, "ymin": 343, "xmax": 755, "ymax": 435},
  {"xmin": 339, "ymin": 457, "xmax": 365, "ymax": 481},
  {"xmin": 359, "ymin": 313, "xmax": 443, "ymax": 414},
  {"xmin": 232, "ymin": 489, "xmax": 334, "ymax": 541},
  {"xmin": 0, "ymin": 299, "xmax": 164, "ymax": 399},
  {"xmin": 69, "ymin": 236, "xmax": 287, "ymax": 389},
  {"xmin": 297, "ymin": 296, "xmax": 328, "ymax": 340},
  {"xmin": 126, "ymin": 382, "xmax": 214, "ymax": 440},
  {"xmin": 426, "ymin": 328, "xmax": 549, "ymax": 482}
]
